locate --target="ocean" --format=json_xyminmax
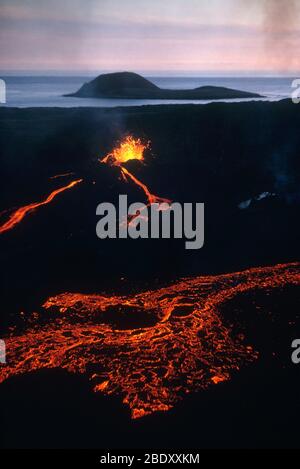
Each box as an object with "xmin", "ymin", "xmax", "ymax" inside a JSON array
[{"xmin": 0, "ymin": 75, "xmax": 297, "ymax": 108}]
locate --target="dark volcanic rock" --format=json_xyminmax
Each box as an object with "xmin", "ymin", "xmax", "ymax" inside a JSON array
[
  {"xmin": 0, "ymin": 99, "xmax": 299, "ymax": 332},
  {"xmin": 65, "ymin": 71, "xmax": 262, "ymax": 100}
]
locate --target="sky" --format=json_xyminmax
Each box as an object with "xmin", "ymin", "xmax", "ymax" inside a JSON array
[{"xmin": 0, "ymin": 0, "xmax": 299, "ymax": 75}]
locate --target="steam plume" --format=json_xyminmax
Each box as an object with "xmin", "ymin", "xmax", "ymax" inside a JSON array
[{"xmin": 262, "ymin": 0, "xmax": 299, "ymax": 71}]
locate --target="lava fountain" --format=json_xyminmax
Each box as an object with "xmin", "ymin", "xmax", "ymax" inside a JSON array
[{"xmin": 102, "ymin": 135, "xmax": 147, "ymax": 165}]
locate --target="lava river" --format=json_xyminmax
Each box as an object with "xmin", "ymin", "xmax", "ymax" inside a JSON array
[
  {"xmin": 0, "ymin": 262, "xmax": 299, "ymax": 419},
  {"xmin": 0, "ymin": 179, "xmax": 82, "ymax": 235}
]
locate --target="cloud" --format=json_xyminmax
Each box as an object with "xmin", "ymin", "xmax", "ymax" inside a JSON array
[{"xmin": 0, "ymin": 0, "xmax": 299, "ymax": 73}]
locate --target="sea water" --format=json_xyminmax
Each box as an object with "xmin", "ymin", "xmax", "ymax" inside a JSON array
[{"xmin": 0, "ymin": 75, "xmax": 296, "ymax": 108}]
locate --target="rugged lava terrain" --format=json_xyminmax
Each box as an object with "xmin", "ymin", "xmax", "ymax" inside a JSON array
[{"xmin": 1, "ymin": 262, "xmax": 299, "ymax": 420}]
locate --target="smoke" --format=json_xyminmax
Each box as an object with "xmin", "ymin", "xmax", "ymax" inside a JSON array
[
  {"xmin": 263, "ymin": 0, "xmax": 297, "ymax": 31},
  {"xmin": 261, "ymin": 0, "xmax": 299, "ymax": 71}
]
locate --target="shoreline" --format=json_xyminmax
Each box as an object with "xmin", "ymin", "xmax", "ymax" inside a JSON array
[{"xmin": 0, "ymin": 96, "xmax": 291, "ymax": 113}]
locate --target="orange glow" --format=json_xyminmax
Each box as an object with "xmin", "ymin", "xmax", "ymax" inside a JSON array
[
  {"xmin": 1, "ymin": 262, "xmax": 299, "ymax": 419},
  {"xmin": 102, "ymin": 136, "xmax": 148, "ymax": 165},
  {"xmin": 0, "ymin": 179, "xmax": 83, "ymax": 235},
  {"xmin": 120, "ymin": 166, "xmax": 169, "ymax": 205},
  {"xmin": 49, "ymin": 172, "xmax": 75, "ymax": 179},
  {"xmin": 101, "ymin": 136, "xmax": 170, "ymax": 209}
]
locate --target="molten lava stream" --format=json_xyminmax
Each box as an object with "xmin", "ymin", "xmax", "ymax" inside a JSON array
[
  {"xmin": 1, "ymin": 262, "xmax": 299, "ymax": 419},
  {"xmin": 0, "ymin": 179, "xmax": 83, "ymax": 235},
  {"xmin": 49, "ymin": 171, "xmax": 75, "ymax": 180},
  {"xmin": 120, "ymin": 166, "xmax": 170, "ymax": 205}
]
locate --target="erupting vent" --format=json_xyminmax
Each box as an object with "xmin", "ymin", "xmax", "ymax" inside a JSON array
[{"xmin": 101, "ymin": 136, "xmax": 170, "ymax": 206}]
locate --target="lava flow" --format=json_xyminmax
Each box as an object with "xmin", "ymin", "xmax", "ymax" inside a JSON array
[
  {"xmin": 1, "ymin": 262, "xmax": 299, "ymax": 419},
  {"xmin": 49, "ymin": 171, "xmax": 75, "ymax": 180},
  {"xmin": 101, "ymin": 136, "xmax": 170, "ymax": 206},
  {"xmin": 0, "ymin": 179, "xmax": 82, "ymax": 234}
]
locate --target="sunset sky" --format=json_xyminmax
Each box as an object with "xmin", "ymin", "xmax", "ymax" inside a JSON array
[{"xmin": 0, "ymin": 0, "xmax": 299, "ymax": 75}]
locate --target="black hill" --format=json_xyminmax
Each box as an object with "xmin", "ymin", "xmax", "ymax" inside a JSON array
[{"xmin": 65, "ymin": 71, "xmax": 262, "ymax": 100}]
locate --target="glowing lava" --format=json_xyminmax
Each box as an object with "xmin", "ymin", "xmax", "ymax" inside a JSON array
[
  {"xmin": 1, "ymin": 262, "xmax": 299, "ymax": 419},
  {"xmin": 101, "ymin": 136, "xmax": 170, "ymax": 206},
  {"xmin": 0, "ymin": 179, "xmax": 83, "ymax": 235},
  {"xmin": 102, "ymin": 136, "xmax": 147, "ymax": 165},
  {"xmin": 49, "ymin": 171, "xmax": 75, "ymax": 180}
]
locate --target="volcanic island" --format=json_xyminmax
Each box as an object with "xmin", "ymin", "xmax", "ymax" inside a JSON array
[{"xmin": 65, "ymin": 71, "xmax": 262, "ymax": 100}]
